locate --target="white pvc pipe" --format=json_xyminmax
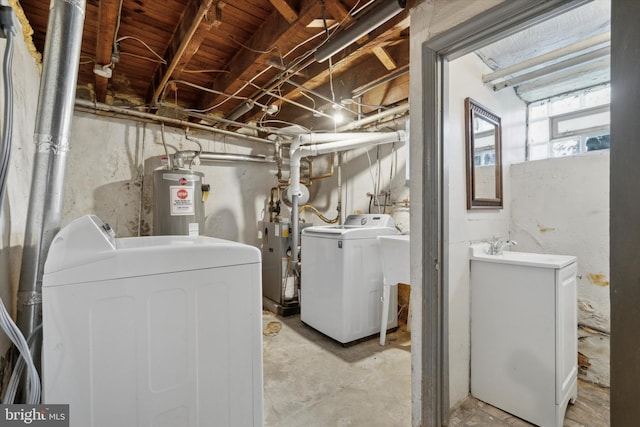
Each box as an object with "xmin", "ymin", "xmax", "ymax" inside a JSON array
[
  {"xmin": 482, "ymin": 31, "xmax": 610, "ymax": 84},
  {"xmin": 289, "ymin": 130, "xmax": 405, "ymax": 272}
]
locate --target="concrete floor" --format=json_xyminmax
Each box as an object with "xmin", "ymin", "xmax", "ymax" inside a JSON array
[
  {"xmin": 262, "ymin": 312, "xmax": 610, "ymax": 427},
  {"xmin": 262, "ymin": 311, "xmax": 411, "ymax": 427}
]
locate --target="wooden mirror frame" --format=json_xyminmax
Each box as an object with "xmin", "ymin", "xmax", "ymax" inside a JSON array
[{"xmin": 464, "ymin": 97, "xmax": 503, "ymax": 209}]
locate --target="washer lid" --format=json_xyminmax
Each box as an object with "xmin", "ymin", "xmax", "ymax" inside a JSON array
[
  {"xmin": 44, "ymin": 215, "xmax": 260, "ymax": 286},
  {"xmin": 302, "ymin": 225, "xmax": 398, "ymax": 240}
]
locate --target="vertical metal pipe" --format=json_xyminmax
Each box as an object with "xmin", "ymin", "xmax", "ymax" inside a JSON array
[
  {"xmin": 289, "ymin": 131, "xmax": 405, "ymax": 271},
  {"xmin": 17, "ymin": 0, "xmax": 86, "ymax": 382}
]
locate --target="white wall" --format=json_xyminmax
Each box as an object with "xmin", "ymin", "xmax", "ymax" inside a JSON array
[
  {"xmin": 65, "ymin": 113, "xmax": 279, "ymax": 246},
  {"xmin": 301, "ymin": 141, "xmax": 409, "ymax": 230},
  {"xmin": 510, "ymin": 151, "xmax": 610, "ymax": 386},
  {"xmin": 446, "ymin": 53, "xmax": 526, "ymax": 405},
  {"xmin": 65, "ymin": 113, "xmax": 410, "ymax": 245},
  {"xmin": 0, "ymin": 12, "xmax": 40, "ymax": 355}
]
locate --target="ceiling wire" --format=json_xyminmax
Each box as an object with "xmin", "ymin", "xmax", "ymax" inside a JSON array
[
  {"xmin": 181, "ymin": 69, "xmax": 229, "ymax": 74},
  {"xmin": 116, "ymin": 36, "xmax": 167, "ymax": 64},
  {"xmin": 119, "ymin": 51, "xmax": 166, "ymax": 64},
  {"xmin": 112, "ymin": 0, "xmax": 124, "ymax": 53},
  {"xmin": 228, "ymin": 34, "xmax": 280, "ymax": 55},
  {"xmin": 160, "ymin": 0, "xmax": 368, "ymax": 118},
  {"xmin": 179, "ymin": 0, "xmax": 363, "ymax": 114},
  {"xmin": 164, "ymin": 79, "xmax": 268, "ymax": 110},
  {"xmin": 79, "ymin": 55, "xmax": 94, "ymax": 65}
]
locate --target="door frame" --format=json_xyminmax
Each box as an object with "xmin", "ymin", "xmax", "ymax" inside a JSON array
[{"xmin": 411, "ymin": 1, "xmax": 592, "ymax": 425}]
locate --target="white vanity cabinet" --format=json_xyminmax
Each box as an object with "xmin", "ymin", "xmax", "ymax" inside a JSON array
[{"xmin": 470, "ymin": 248, "xmax": 578, "ymax": 427}]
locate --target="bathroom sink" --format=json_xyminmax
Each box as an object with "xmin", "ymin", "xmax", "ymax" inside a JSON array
[
  {"xmin": 378, "ymin": 234, "xmax": 410, "ymax": 285},
  {"xmin": 469, "ymin": 244, "xmax": 576, "ymax": 268}
]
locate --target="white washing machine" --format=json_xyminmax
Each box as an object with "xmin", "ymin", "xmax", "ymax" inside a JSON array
[
  {"xmin": 42, "ymin": 215, "xmax": 263, "ymax": 427},
  {"xmin": 300, "ymin": 214, "xmax": 399, "ymax": 344}
]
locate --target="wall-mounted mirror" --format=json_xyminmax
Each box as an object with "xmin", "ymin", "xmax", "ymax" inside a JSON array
[{"xmin": 465, "ymin": 97, "xmax": 503, "ymax": 209}]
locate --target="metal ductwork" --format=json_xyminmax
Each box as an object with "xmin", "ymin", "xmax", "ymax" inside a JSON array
[
  {"xmin": 315, "ymin": 0, "xmax": 407, "ymax": 63},
  {"xmin": 17, "ymin": 0, "xmax": 86, "ymax": 392}
]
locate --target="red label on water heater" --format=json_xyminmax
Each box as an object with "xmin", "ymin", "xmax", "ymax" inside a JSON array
[
  {"xmin": 170, "ymin": 186, "xmax": 194, "ymax": 215},
  {"xmin": 178, "ymin": 177, "xmax": 188, "ymax": 185}
]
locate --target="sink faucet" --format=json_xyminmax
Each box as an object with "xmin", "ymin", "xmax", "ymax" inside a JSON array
[{"xmin": 485, "ymin": 236, "xmax": 517, "ymax": 255}]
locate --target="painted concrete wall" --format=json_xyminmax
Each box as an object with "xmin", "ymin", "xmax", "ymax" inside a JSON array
[
  {"xmin": 510, "ymin": 151, "xmax": 610, "ymax": 386},
  {"xmin": 0, "ymin": 13, "xmax": 40, "ymax": 357},
  {"xmin": 304, "ymin": 141, "xmax": 410, "ymax": 230},
  {"xmin": 446, "ymin": 53, "xmax": 527, "ymax": 405},
  {"xmin": 65, "ymin": 113, "xmax": 278, "ymax": 246},
  {"xmin": 64, "ymin": 113, "xmax": 409, "ymax": 244}
]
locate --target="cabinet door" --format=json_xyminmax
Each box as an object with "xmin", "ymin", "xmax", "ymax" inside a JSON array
[{"xmin": 556, "ymin": 262, "xmax": 578, "ymax": 404}]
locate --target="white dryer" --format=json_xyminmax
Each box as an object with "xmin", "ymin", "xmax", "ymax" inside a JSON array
[
  {"xmin": 42, "ymin": 215, "xmax": 263, "ymax": 427},
  {"xmin": 300, "ymin": 214, "xmax": 398, "ymax": 344}
]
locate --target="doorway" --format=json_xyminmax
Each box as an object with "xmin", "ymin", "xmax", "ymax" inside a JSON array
[{"xmin": 411, "ymin": 0, "xmax": 608, "ymax": 425}]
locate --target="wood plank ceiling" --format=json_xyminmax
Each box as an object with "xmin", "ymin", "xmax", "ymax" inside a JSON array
[{"xmin": 19, "ymin": 0, "xmax": 411, "ymax": 132}]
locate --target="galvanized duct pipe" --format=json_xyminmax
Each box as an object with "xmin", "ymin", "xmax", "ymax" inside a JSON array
[
  {"xmin": 289, "ymin": 131, "xmax": 406, "ymax": 271},
  {"xmin": 17, "ymin": 0, "xmax": 86, "ymax": 382},
  {"xmin": 315, "ymin": 0, "xmax": 407, "ymax": 63}
]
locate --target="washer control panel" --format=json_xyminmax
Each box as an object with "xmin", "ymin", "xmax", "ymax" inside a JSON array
[{"xmin": 343, "ymin": 214, "xmax": 395, "ymax": 228}]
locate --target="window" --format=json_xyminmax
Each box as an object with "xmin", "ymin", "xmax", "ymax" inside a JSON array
[{"xmin": 527, "ymin": 85, "xmax": 610, "ymax": 160}]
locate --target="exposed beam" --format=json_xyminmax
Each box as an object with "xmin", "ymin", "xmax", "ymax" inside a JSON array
[
  {"xmin": 146, "ymin": 0, "xmax": 221, "ymax": 106},
  {"xmin": 95, "ymin": 0, "xmax": 121, "ymax": 103},
  {"xmin": 272, "ymin": 40, "xmax": 409, "ymax": 126},
  {"xmin": 269, "ymin": 0, "xmax": 298, "ymax": 24},
  {"xmin": 372, "ymin": 45, "xmax": 397, "ymax": 70},
  {"xmin": 271, "ymin": 15, "xmax": 409, "ymax": 109},
  {"xmin": 173, "ymin": 2, "xmax": 225, "ymax": 78},
  {"xmin": 324, "ymin": 0, "xmax": 353, "ymax": 24},
  {"xmin": 196, "ymin": 0, "xmax": 322, "ymax": 112}
]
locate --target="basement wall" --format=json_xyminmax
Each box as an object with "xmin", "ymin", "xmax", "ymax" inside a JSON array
[
  {"xmin": 446, "ymin": 52, "xmax": 527, "ymax": 405},
  {"xmin": 301, "ymin": 140, "xmax": 410, "ymax": 231},
  {"xmin": 65, "ymin": 112, "xmax": 275, "ymax": 245},
  {"xmin": 64, "ymin": 112, "xmax": 409, "ymax": 244},
  {"xmin": 0, "ymin": 17, "xmax": 40, "ymax": 360},
  {"xmin": 510, "ymin": 151, "xmax": 610, "ymax": 386}
]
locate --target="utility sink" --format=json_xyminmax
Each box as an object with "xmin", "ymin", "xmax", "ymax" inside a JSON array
[
  {"xmin": 378, "ymin": 234, "xmax": 410, "ymax": 285},
  {"xmin": 377, "ymin": 234, "xmax": 410, "ymax": 345},
  {"xmin": 469, "ymin": 242, "xmax": 578, "ymax": 426},
  {"xmin": 469, "ymin": 244, "xmax": 576, "ymax": 268}
]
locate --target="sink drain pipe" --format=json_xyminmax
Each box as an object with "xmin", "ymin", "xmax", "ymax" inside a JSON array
[{"xmin": 16, "ymin": 0, "xmax": 86, "ymax": 395}]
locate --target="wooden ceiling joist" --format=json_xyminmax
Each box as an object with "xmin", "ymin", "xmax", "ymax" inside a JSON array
[
  {"xmin": 269, "ymin": 0, "xmax": 298, "ymax": 24},
  {"xmin": 324, "ymin": 0, "xmax": 353, "ymax": 24},
  {"xmin": 146, "ymin": 0, "xmax": 222, "ymax": 106},
  {"xmin": 95, "ymin": 0, "xmax": 121, "ymax": 103},
  {"xmin": 196, "ymin": 0, "xmax": 322, "ymax": 112},
  {"xmin": 273, "ymin": 44, "xmax": 409, "ymax": 126},
  {"xmin": 269, "ymin": 15, "xmax": 409, "ymax": 111},
  {"xmin": 372, "ymin": 45, "xmax": 397, "ymax": 70}
]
